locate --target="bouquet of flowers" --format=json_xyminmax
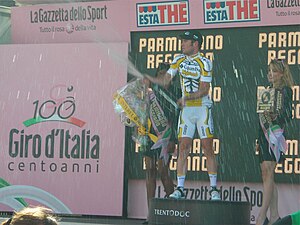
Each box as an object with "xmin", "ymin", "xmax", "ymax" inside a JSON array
[{"xmin": 113, "ymin": 78, "xmax": 149, "ymax": 145}]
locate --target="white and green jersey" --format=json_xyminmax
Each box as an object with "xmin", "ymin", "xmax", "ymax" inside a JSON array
[{"xmin": 168, "ymin": 52, "xmax": 213, "ymax": 107}]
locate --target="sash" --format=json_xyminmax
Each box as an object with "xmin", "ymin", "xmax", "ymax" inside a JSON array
[
  {"xmin": 114, "ymin": 93, "xmax": 145, "ymax": 128},
  {"xmin": 114, "ymin": 92, "xmax": 159, "ymax": 145},
  {"xmin": 259, "ymin": 113, "xmax": 287, "ymax": 162},
  {"xmin": 153, "ymin": 85, "xmax": 178, "ymax": 111},
  {"xmin": 148, "ymin": 90, "xmax": 172, "ymax": 165}
]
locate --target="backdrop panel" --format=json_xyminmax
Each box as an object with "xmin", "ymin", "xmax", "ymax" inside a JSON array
[
  {"xmin": 0, "ymin": 43, "xmax": 127, "ymax": 216},
  {"xmin": 128, "ymin": 25, "xmax": 300, "ymax": 183}
]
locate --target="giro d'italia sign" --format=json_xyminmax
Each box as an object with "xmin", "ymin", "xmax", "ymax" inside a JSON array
[{"xmin": 0, "ymin": 43, "xmax": 128, "ymax": 216}]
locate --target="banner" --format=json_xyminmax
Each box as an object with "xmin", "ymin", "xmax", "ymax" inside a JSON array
[
  {"xmin": 133, "ymin": 0, "xmax": 299, "ymax": 30},
  {"xmin": 0, "ymin": 43, "xmax": 128, "ymax": 216},
  {"xmin": 11, "ymin": 1, "xmax": 131, "ymax": 43},
  {"xmin": 11, "ymin": 0, "xmax": 300, "ymax": 44},
  {"xmin": 128, "ymin": 25, "xmax": 300, "ymax": 184}
]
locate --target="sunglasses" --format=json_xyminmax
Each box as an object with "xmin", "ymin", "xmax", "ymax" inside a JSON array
[
  {"xmin": 271, "ymin": 58, "xmax": 285, "ymax": 71},
  {"xmin": 273, "ymin": 58, "xmax": 285, "ymax": 65}
]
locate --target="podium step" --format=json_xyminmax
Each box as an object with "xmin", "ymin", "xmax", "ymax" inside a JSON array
[{"xmin": 149, "ymin": 198, "xmax": 250, "ymax": 225}]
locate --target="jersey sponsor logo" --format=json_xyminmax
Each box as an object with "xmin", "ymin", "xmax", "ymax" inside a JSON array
[
  {"xmin": 180, "ymin": 64, "xmax": 201, "ymax": 77},
  {"xmin": 204, "ymin": 0, "xmax": 260, "ymax": 24},
  {"xmin": 136, "ymin": 1, "xmax": 190, "ymax": 27},
  {"xmin": 201, "ymin": 126, "xmax": 206, "ymax": 137},
  {"xmin": 183, "ymin": 125, "xmax": 188, "ymax": 135}
]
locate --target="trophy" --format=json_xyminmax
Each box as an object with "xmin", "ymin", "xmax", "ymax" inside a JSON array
[{"xmin": 256, "ymin": 87, "xmax": 283, "ymax": 113}]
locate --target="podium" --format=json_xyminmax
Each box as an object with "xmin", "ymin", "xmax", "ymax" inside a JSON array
[{"xmin": 149, "ymin": 198, "xmax": 250, "ymax": 225}]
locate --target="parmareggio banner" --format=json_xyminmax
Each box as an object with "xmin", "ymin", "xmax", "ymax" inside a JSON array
[
  {"xmin": 128, "ymin": 25, "xmax": 300, "ymax": 184},
  {"xmin": 0, "ymin": 43, "xmax": 127, "ymax": 216}
]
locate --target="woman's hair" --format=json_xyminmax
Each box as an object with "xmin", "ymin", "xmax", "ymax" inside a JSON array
[
  {"xmin": 1, "ymin": 206, "xmax": 59, "ymax": 225},
  {"xmin": 269, "ymin": 58, "xmax": 294, "ymax": 88}
]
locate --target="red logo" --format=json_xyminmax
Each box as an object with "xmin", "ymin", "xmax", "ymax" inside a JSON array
[
  {"xmin": 204, "ymin": 0, "xmax": 261, "ymax": 24},
  {"xmin": 137, "ymin": 1, "xmax": 189, "ymax": 27}
]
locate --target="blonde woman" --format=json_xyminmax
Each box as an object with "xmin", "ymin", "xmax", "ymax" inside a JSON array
[
  {"xmin": 256, "ymin": 59, "xmax": 294, "ymax": 225},
  {"xmin": 1, "ymin": 206, "xmax": 59, "ymax": 225}
]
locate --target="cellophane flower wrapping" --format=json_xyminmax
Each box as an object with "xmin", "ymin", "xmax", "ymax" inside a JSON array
[{"xmin": 113, "ymin": 78, "xmax": 149, "ymax": 147}]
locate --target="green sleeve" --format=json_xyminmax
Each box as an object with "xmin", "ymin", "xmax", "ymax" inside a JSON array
[{"xmin": 291, "ymin": 210, "xmax": 300, "ymax": 225}]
